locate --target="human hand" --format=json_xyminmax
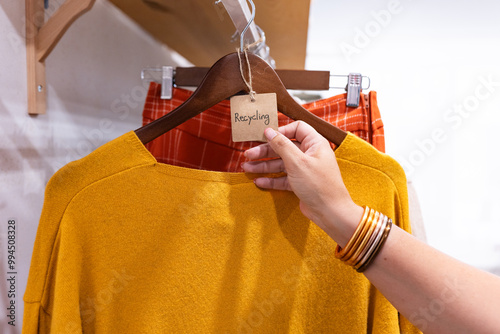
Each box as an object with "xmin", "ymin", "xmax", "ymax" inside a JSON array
[{"xmin": 242, "ymin": 121, "xmax": 363, "ymax": 246}]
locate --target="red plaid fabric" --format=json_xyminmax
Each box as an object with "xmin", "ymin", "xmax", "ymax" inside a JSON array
[{"xmin": 142, "ymin": 83, "xmax": 385, "ymax": 172}]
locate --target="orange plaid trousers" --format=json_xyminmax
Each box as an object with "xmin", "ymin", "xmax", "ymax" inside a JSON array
[{"xmin": 142, "ymin": 83, "xmax": 385, "ymax": 172}]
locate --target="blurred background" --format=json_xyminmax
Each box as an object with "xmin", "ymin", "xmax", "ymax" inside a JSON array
[
  {"xmin": 306, "ymin": 0, "xmax": 500, "ymax": 275},
  {"xmin": 1, "ymin": 0, "xmax": 500, "ymax": 331}
]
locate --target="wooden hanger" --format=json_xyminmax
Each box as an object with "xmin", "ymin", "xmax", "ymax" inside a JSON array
[{"xmin": 134, "ymin": 52, "xmax": 348, "ymax": 146}]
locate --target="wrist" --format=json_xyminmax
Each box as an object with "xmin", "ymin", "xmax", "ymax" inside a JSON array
[{"xmin": 320, "ymin": 202, "xmax": 364, "ymax": 248}]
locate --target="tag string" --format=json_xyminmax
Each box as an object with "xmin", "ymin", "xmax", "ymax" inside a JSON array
[{"xmin": 237, "ymin": 36, "xmax": 264, "ymax": 102}]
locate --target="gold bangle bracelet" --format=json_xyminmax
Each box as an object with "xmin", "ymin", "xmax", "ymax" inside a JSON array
[
  {"xmin": 354, "ymin": 214, "xmax": 387, "ymax": 269},
  {"xmin": 346, "ymin": 211, "xmax": 380, "ymax": 266},
  {"xmin": 356, "ymin": 218, "xmax": 393, "ymax": 272},
  {"xmin": 335, "ymin": 206, "xmax": 370, "ymax": 259},
  {"xmin": 351, "ymin": 212, "xmax": 384, "ymax": 267},
  {"xmin": 341, "ymin": 208, "xmax": 376, "ymax": 261},
  {"xmin": 356, "ymin": 217, "xmax": 391, "ymax": 272}
]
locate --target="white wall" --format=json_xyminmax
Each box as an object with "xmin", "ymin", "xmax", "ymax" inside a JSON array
[
  {"xmin": 307, "ymin": 0, "xmax": 500, "ymax": 274},
  {"xmin": 0, "ymin": 0, "xmax": 189, "ymax": 331}
]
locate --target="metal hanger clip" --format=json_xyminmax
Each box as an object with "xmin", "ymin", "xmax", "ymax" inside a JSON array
[
  {"xmin": 141, "ymin": 66, "xmax": 174, "ymax": 99},
  {"xmin": 330, "ymin": 73, "xmax": 371, "ymax": 108}
]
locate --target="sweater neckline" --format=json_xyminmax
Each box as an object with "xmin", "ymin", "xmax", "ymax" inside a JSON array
[{"xmin": 127, "ymin": 130, "xmax": 356, "ymax": 184}]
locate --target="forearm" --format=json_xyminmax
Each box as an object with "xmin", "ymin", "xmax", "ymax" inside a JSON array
[{"xmin": 360, "ymin": 223, "xmax": 500, "ymax": 333}]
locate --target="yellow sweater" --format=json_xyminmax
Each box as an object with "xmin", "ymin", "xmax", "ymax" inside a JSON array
[{"xmin": 23, "ymin": 131, "xmax": 420, "ymax": 333}]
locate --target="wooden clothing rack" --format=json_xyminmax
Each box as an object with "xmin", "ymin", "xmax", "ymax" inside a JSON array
[
  {"xmin": 27, "ymin": 0, "xmax": 360, "ymax": 115},
  {"xmin": 24, "ymin": 0, "xmax": 312, "ymax": 115},
  {"xmin": 26, "ymin": 0, "xmax": 96, "ymax": 115}
]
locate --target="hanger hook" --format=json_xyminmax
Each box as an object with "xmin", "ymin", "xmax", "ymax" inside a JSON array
[{"xmin": 240, "ymin": 0, "xmax": 256, "ymax": 51}]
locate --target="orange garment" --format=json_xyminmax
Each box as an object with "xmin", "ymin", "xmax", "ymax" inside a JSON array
[{"xmin": 142, "ymin": 83, "xmax": 385, "ymax": 172}]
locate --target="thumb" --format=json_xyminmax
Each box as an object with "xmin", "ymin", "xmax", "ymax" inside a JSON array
[{"xmin": 264, "ymin": 128, "xmax": 303, "ymax": 167}]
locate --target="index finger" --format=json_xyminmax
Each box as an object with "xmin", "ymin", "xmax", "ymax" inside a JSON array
[
  {"xmin": 279, "ymin": 121, "xmax": 325, "ymax": 141},
  {"xmin": 244, "ymin": 140, "xmax": 301, "ymax": 160},
  {"xmin": 277, "ymin": 121, "xmax": 327, "ymax": 152}
]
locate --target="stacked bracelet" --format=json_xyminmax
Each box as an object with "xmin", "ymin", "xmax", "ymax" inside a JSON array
[{"xmin": 334, "ymin": 206, "xmax": 393, "ymax": 272}]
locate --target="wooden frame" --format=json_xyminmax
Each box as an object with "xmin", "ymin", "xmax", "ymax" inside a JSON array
[{"xmin": 26, "ymin": 0, "xmax": 96, "ymax": 115}]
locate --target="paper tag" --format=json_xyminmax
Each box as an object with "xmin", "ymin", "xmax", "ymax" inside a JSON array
[{"xmin": 230, "ymin": 93, "xmax": 279, "ymax": 142}]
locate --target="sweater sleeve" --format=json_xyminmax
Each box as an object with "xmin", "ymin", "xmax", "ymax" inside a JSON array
[{"xmin": 22, "ymin": 132, "xmax": 154, "ymax": 332}]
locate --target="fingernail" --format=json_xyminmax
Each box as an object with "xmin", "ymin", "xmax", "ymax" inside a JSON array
[{"xmin": 265, "ymin": 128, "xmax": 277, "ymax": 141}]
